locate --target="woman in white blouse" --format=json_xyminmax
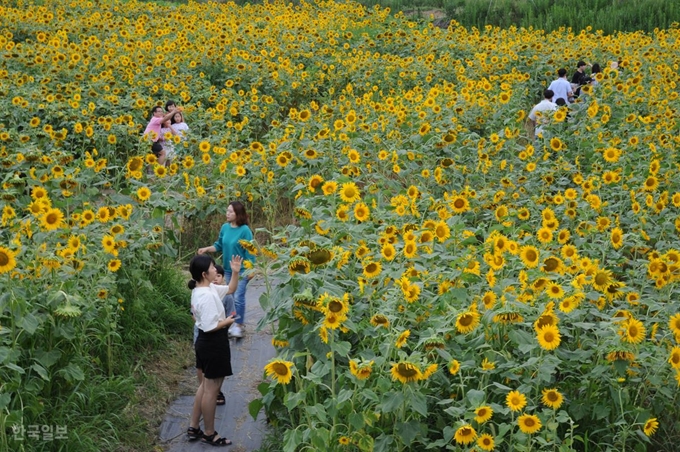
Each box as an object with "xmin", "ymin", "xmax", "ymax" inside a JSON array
[
  {"xmin": 186, "ymin": 253, "xmax": 242, "ymax": 446},
  {"xmin": 170, "ymin": 111, "xmax": 189, "ymax": 140}
]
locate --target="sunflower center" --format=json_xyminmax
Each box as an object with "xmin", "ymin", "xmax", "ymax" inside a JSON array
[
  {"xmin": 271, "ymin": 363, "xmax": 289, "ymax": 376},
  {"xmin": 525, "ymin": 250, "xmax": 537, "ymax": 261},
  {"xmin": 524, "ymin": 418, "xmax": 536, "ymax": 427},
  {"xmin": 396, "ymin": 363, "xmax": 418, "ymax": 377},
  {"xmin": 629, "ymin": 325, "xmax": 639, "ymax": 336},
  {"xmin": 547, "ymin": 392, "xmax": 558, "ymax": 402},
  {"xmin": 46, "ymin": 213, "xmax": 59, "ymax": 224},
  {"xmin": 454, "ymin": 199, "xmax": 465, "ymax": 209},
  {"xmin": 328, "ymin": 300, "xmax": 343, "ymax": 313},
  {"xmin": 0, "ymin": 252, "xmax": 9, "ymax": 266},
  {"xmin": 594, "ymin": 272, "xmax": 609, "ymax": 285},
  {"xmin": 459, "ymin": 314, "xmax": 473, "ymax": 326},
  {"xmin": 544, "ymin": 331, "xmax": 555, "ymax": 342}
]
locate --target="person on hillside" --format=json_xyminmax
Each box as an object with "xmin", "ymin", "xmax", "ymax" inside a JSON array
[
  {"xmin": 571, "ymin": 61, "xmax": 592, "ymax": 97},
  {"xmin": 528, "ymin": 89, "xmax": 557, "ymax": 138},
  {"xmin": 186, "ymin": 254, "xmax": 242, "ymax": 446},
  {"xmin": 197, "ymin": 201, "xmax": 254, "ymax": 338},
  {"xmin": 548, "ymin": 68, "xmax": 573, "ymax": 104},
  {"xmin": 143, "ymin": 105, "xmax": 177, "ymax": 143}
]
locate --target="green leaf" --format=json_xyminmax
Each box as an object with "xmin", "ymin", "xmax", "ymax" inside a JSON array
[
  {"xmin": 396, "ymin": 420, "xmax": 422, "ymax": 445},
  {"xmin": 332, "ymin": 340, "xmax": 351, "ymax": 356},
  {"xmin": 283, "ymin": 428, "xmax": 302, "ymax": 452},
  {"xmin": 373, "ymin": 434, "xmax": 394, "ymax": 452},
  {"xmin": 18, "ymin": 313, "xmax": 40, "ymax": 335},
  {"xmin": 257, "ymin": 381, "xmax": 270, "ymax": 396},
  {"xmin": 410, "ymin": 391, "xmax": 428, "ymax": 417},
  {"xmin": 379, "ymin": 391, "xmax": 404, "ymax": 413},
  {"xmin": 337, "ymin": 388, "xmax": 354, "ymax": 404},
  {"xmin": 0, "ymin": 393, "xmax": 11, "ymax": 410},
  {"xmin": 31, "ymin": 364, "xmax": 50, "ymax": 381},
  {"xmin": 57, "ymin": 363, "xmax": 84, "ymax": 382},
  {"xmin": 349, "ymin": 412, "xmax": 364, "ymax": 430},
  {"xmin": 310, "ymin": 427, "xmax": 330, "ymax": 449},
  {"xmin": 284, "ymin": 391, "xmax": 306, "ymax": 410},
  {"xmin": 466, "ymin": 389, "xmax": 486, "ymax": 407},
  {"xmin": 33, "ymin": 349, "xmax": 62, "ymax": 368},
  {"xmin": 248, "ymin": 398, "xmax": 263, "ymax": 421},
  {"xmin": 592, "ymin": 404, "xmax": 610, "ymax": 420}
]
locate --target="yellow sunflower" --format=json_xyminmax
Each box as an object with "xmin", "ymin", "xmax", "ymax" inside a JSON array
[
  {"xmin": 610, "ymin": 227, "xmax": 624, "ymax": 249},
  {"xmin": 363, "ymin": 261, "xmax": 382, "ymax": 279},
  {"xmin": 506, "ymin": 390, "xmax": 527, "ymax": 412},
  {"xmin": 536, "ymin": 325, "xmax": 561, "ymax": 351},
  {"xmin": 434, "ymin": 221, "xmax": 451, "ymax": 242},
  {"xmin": 390, "ymin": 361, "xmax": 422, "ymax": 383},
  {"xmin": 454, "ymin": 424, "xmax": 477, "ymax": 445},
  {"xmin": 541, "ymin": 388, "xmax": 564, "ymax": 409},
  {"xmin": 40, "ymin": 207, "xmax": 64, "ymax": 231},
  {"xmin": 0, "ymin": 246, "xmax": 17, "ymax": 274},
  {"xmin": 643, "ymin": 418, "xmax": 659, "ymax": 436},
  {"xmin": 620, "ymin": 318, "xmax": 646, "ymax": 344},
  {"xmin": 518, "ymin": 414, "xmax": 542, "ymax": 434},
  {"xmin": 669, "ymin": 313, "xmax": 680, "ymax": 337},
  {"xmin": 339, "ymin": 182, "xmax": 361, "ymax": 203},
  {"xmin": 354, "ymin": 202, "xmax": 370, "ymax": 222},
  {"xmin": 322, "ymin": 181, "xmax": 337, "ymax": 195},
  {"xmin": 395, "ymin": 330, "xmax": 410, "ymax": 348},
  {"xmin": 519, "ymin": 245, "xmax": 540, "ymax": 268},
  {"xmin": 450, "ymin": 195, "xmax": 470, "ymax": 214},
  {"xmin": 107, "ymin": 259, "xmax": 122, "ymax": 272},
  {"xmin": 137, "ymin": 186, "xmax": 151, "ymax": 202},
  {"xmin": 477, "ymin": 433, "xmax": 495, "ymax": 451},
  {"xmin": 264, "ymin": 359, "xmax": 294, "ymax": 384},
  {"xmin": 456, "ymin": 310, "xmax": 480, "ymax": 334},
  {"xmin": 474, "ymin": 406, "xmax": 493, "ymax": 424},
  {"xmin": 592, "ymin": 268, "xmax": 613, "ymax": 291},
  {"xmin": 370, "ymin": 314, "xmax": 390, "ymax": 328},
  {"xmin": 447, "ymin": 359, "xmax": 461, "ymax": 375}
]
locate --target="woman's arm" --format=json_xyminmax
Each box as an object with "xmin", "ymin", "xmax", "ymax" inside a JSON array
[
  {"xmin": 204, "ymin": 316, "xmax": 235, "ymax": 333},
  {"xmin": 197, "ymin": 245, "xmax": 217, "ymax": 254},
  {"xmin": 226, "ymin": 256, "xmax": 242, "ymax": 294}
]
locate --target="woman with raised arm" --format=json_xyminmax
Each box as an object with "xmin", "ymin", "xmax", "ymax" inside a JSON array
[{"xmin": 186, "ymin": 253, "xmax": 242, "ymax": 446}]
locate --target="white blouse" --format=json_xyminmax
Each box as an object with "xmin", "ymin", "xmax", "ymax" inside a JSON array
[{"xmin": 191, "ymin": 283, "xmax": 232, "ymax": 332}]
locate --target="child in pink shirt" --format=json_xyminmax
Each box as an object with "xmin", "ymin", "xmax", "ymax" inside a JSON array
[{"xmin": 144, "ymin": 106, "xmax": 177, "ymax": 142}]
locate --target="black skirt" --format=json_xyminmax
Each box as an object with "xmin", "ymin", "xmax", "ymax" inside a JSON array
[{"xmin": 195, "ymin": 328, "xmax": 232, "ymax": 379}]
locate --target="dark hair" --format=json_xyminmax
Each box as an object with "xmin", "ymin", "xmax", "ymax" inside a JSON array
[
  {"xmin": 149, "ymin": 105, "xmax": 162, "ymax": 119},
  {"xmin": 165, "ymin": 100, "xmax": 177, "ymax": 111},
  {"xmin": 171, "ymin": 111, "xmax": 184, "ymax": 124},
  {"xmin": 230, "ymin": 201, "xmax": 249, "ymax": 226},
  {"xmin": 151, "ymin": 142, "xmax": 163, "ymax": 156},
  {"xmin": 558, "ymin": 68, "xmax": 567, "ymax": 77},
  {"xmin": 591, "ymin": 63, "xmax": 601, "ymax": 74},
  {"xmin": 577, "ymin": 61, "xmax": 586, "ymax": 68},
  {"xmin": 555, "ymin": 98, "xmax": 567, "ymax": 106},
  {"xmin": 543, "ymin": 89, "xmax": 554, "ymax": 99},
  {"xmin": 215, "ymin": 264, "xmax": 225, "ymax": 276},
  {"xmin": 188, "ymin": 254, "xmax": 216, "ymax": 289}
]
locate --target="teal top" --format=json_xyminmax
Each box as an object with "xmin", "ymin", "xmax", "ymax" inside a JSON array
[{"xmin": 213, "ymin": 223, "xmax": 254, "ymax": 272}]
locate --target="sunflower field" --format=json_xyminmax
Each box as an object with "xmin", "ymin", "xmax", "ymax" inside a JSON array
[{"xmin": 1, "ymin": 0, "xmax": 679, "ymax": 451}]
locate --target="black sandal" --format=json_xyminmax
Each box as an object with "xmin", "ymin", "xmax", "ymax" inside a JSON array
[
  {"xmin": 187, "ymin": 426, "xmax": 203, "ymax": 441},
  {"xmin": 202, "ymin": 431, "xmax": 232, "ymax": 447},
  {"xmin": 216, "ymin": 391, "xmax": 226, "ymax": 406}
]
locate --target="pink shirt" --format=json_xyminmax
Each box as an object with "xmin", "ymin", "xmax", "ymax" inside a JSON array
[{"xmin": 143, "ymin": 117, "xmax": 163, "ymax": 142}]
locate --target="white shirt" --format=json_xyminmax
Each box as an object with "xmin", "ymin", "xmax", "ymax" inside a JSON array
[
  {"xmin": 191, "ymin": 283, "xmax": 232, "ymax": 332},
  {"xmin": 528, "ymin": 99, "xmax": 557, "ymax": 136},
  {"xmin": 171, "ymin": 122, "xmax": 189, "ymax": 139},
  {"xmin": 548, "ymin": 78, "xmax": 572, "ymax": 104}
]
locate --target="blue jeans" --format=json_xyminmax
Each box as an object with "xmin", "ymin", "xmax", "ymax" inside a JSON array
[{"xmin": 225, "ymin": 272, "xmax": 250, "ymax": 325}]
